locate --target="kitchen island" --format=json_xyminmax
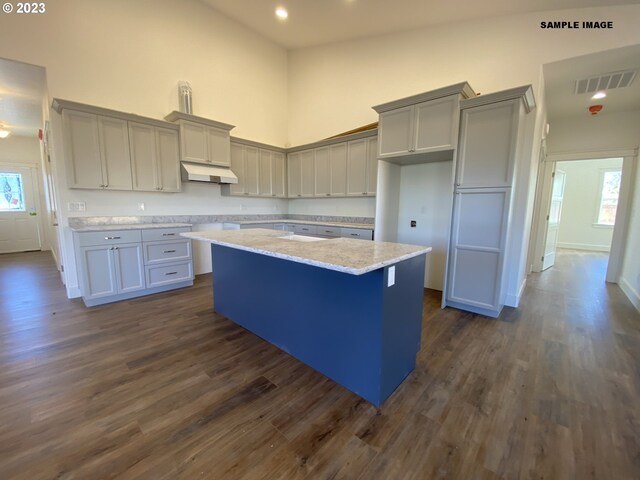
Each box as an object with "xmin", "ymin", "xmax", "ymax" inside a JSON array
[{"xmin": 182, "ymin": 228, "xmax": 431, "ymax": 406}]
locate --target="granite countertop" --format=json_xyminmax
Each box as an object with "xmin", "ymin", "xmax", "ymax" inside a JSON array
[
  {"xmin": 70, "ymin": 223, "xmax": 192, "ymax": 232},
  {"xmin": 227, "ymin": 219, "xmax": 373, "ymax": 229},
  {"xmin": 182, "ymin": 228, "xmax": 431, "ymax": 275}
]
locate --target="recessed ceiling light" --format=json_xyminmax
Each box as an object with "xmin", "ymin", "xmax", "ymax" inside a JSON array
[
  {"xmin": 0, "ymin": 129, "xmax": 11, "ymax": 139},
  {"xmin": 591, "ymin": 91, "xmax": 607, "ymax": 100},
  {"xmin": 275, "ymin": 7, "xmax": 288, "ymax": 19}
]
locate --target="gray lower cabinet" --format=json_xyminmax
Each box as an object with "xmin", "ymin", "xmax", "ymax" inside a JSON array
[{"xmin": 74, "ymin": 226, "xmax": 193, "ymax": 307}]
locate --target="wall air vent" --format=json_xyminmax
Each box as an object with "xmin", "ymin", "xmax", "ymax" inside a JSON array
[{"xmin": 574, "ymin": 69, "xmax": 636, "ymax": 94}]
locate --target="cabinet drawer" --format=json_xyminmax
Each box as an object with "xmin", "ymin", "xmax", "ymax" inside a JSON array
[
  {"xmin": 141, "ymin": 227, "xmax": 191, "ymax": 242},
  {"xmin": 145, "ymin": 261, "xmax": 193, "ymax": 288},
  {"xmin": 291, "ymin": 224, "xmax": 317, "ymax": 235},
  {"xmin": 341, "ymin": 228, "xmax": 373, "ymax": 240},
  {"xmin": 316, "ymin": 226, "xmax": 342, "ymax": 237},
  {"xmin": 144, "ymin": 240, "xmax": 192, "ymax": 265},
  {"xmin": 76, "ymin": 229, "xmax": 142, "ymax": 247}
]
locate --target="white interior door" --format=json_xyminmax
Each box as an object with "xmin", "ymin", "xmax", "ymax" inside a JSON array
[
  {"xmin": 0, "ymin": 166, "xmax": 41, "ymax": 253},
  {"xmin": 542, "ymin": 168, "xmax": 565, "ymax": 270}
]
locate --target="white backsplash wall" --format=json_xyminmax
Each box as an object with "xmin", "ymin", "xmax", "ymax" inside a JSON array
[
  {"xmin": 287, "ymin": 197, "xmax": 376, "ymax": 218},
  {"xmin": 396, "ymin": 161, "xmax": 453, "ymax": 291}
]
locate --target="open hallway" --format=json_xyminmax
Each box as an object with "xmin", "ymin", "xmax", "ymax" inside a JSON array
[{"xmin": 0, "ymin": 250, "xmax": 638, "ymax": 479}]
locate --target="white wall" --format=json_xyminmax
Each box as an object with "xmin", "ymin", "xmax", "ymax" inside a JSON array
[
  {"xmin": 396, "ymin": 161, "xmax": 453, "ymax": 290},
  {"xmin": 0, "ymin": 0, "xmax": 289, "ymax": 295},
  {"xmin": 288, "ymin": 6, "xmax": 640, "ymax": 146},
  {"xmin": 548, "ymin": 111, "xmax": 640, "ymax": 154},
  {"xmin": 620, "ymin": 157, "xmax": 640, "ymax": 311},
  {"xmin": 556, "ymin": 158, "xmax": 623, "ymax": 251}
]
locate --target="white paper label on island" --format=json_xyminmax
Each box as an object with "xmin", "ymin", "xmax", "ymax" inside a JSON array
[{"xmin": 387, "ymin": 266, "xmax": 396, "ymax": 287}]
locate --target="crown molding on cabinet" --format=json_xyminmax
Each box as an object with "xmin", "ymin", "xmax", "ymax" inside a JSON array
[
  {"xmin": 460, "ymin": 85, "xmax": 536, "ymax": 113},
  {"xmin": 51, "ymin": 99, "xmax": 179, "ymax": 130},
  {"xmin": 287, "ymin": 128, "xmax": 378, "ymax": 154},
  {"xmin": 230, "ymin": 136, "xmax": 287, "ymax": 153},
  {"xmin": 372, "ymin": 82, "xmax": 476, "ymax": 114},
  {"xmin": 164, "ymin": 111, "xmax": 235, "ymax": 131}
]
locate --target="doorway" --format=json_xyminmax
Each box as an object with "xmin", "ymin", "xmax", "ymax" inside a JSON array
[
  {"xmin": 542, "ymin": 157, "xmax": 623, "ymax": 276},
  {"xmin": 0, "ymin": 165, "xmax": 41, "ymax": 252}
]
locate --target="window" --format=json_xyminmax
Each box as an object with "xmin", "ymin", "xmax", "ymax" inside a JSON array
[
  {"xmin": 0, "ymin": 173, "xmax": 25, "ymax": 211},
  {"xmin": 596, "ymin": 169, "xmax": 621, "ymax": 226}
]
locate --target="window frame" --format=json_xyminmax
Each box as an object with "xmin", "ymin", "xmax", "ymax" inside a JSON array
[{"xmin": 593, "ymin": 167, "xmax": 622, "ymax": 228}]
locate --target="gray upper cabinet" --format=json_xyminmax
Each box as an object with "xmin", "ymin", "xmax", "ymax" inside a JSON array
[
  {"xmin": 329, "ymin": 143, "xmax": 347, "ymax": 196},
  {"xmin": 63, "ymin": 110, "xmax": 133, "ymax": 190},
  {"xmin": 129, "ymin": 122, "xmax": 181, "ymax": 193},
  {"xmin": 366, "ymin": 137, "xmax": 378, "ymax": 194},
  {"xmin": 373, "ymin": 82, "xmax": 475, "ymax": 162},
  {"xmin": 271, "ymin": 152, "xmax": 286, "ymax": 197},
  {"xmin": 55, "ymin": 99, "xmax": 180, "ymax": 193},
  {"xmin": 300, "ymin": 150, "xmax": 315, "ymax": 197},
  {"xmin": 455, "ymin": 99, "xmax": 520, "ymax": 188},
  {"xmin": 347, "ymin": 139, "xmax": 368, "ymax": 196},
  {"xmin": 288, "ymin": 152, "xmax": 301, "ymax": 197},
  {"xmin": 229, "ymin": 143, "xmax": 245, "ymax": 195},
  {"xmin": 164, "ymin": 112, "xmax": 235, "ymax": 167},
  {"xmin": 226, "ymin": 141, "xmax": 283, "ymax": 197},
  {"xmin": 377, "ymin": 97, "xmax": 458, "ymax": 158},
  {"xmin": 314, "ymin": 147, "xmax": 330, "ymax": 196},
  {"xmin": 97, "ymin": 116, "xmax": 133, "ymax": 190}
]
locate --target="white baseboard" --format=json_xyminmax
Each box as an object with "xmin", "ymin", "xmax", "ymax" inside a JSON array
[
  {"xmin": 505, "ymin": 278, "xmax": 527, "ymax": 308},
  {"xmin": 620, "ymin": 277, "xmax": 640, "ymax": 312},
  {"xmin": 557, "ymin": 242, "xmax": 610, "ymax": 252}
]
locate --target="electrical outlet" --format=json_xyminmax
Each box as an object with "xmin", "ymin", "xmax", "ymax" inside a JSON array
[
  {"xmin": 67, "ymin": 202, "xmax": 86, "ymax": 212},
  {"xmin": 411, "ymin": 220, "xmax": 417, "ymax": 228},
  {"xmin": 137, "ymin": 203, "xmax": 145, "ymax": 211}
]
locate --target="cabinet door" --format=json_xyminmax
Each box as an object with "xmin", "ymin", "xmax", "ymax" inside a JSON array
[
  {"xmin": 300, "ymin": 150, "xmax": 315, "ymax": 197},
  {"xmin": 208, "ymin": 126, "xmax": 231, "ymax": 167},
  {"xmin": 156, "ymin": 127, "xmax": 181, "ymax": 192},
  {"xmin": 377, "ymin": 106, "xmax": 414, "ymax": 158},
  {"xmin": 314, "ymin": 147, "xmax": 330, "ymax": 196},
  {"xmin": 366, "ymin": 137, "xmax": 378, "ymax": 195},
  {"xmin": 63, "ymin": 110, "xmax": 103, "ymax": 189},
  {"xmin": 129, "ymin": 122, "xmax": 158, "ymax": 192},
  {"xmin": 229, "ymin": 143, "xmax": 245, "ymax": 195},
  {"xmin": 414, "ymin": 96, "xmax": 457, "ymax": 153},
  {"xmin": 288, "ymin": 152, "xmax": 301, "ymax": 198},
  {"xmin": 244, "ymin": 146, "xmax": 260, "ymax": 195},
  {"xmin": 271, "ymin": 152, "xmax": 286, "ymax": 197},
  {"xmin": 259, "ymin": 150, "xmax": 273, "ymax": 196},
  {"xmin": 180, "ymin": 121, "xmax": 208, "ymax": 164},
  {"xmin": 347, "ymin": 139, "xmax": 367, "ymax": 196},
  {"xmin": 447, "ymin": 188, "xmax": 510, "ymax": 312},
  {"xmin": 456, "ymin": 100, "xmax": 520, "ymax": 188},
  {"xmin": 80, "ymin": 245, "xmax": 117, "ymax": 300},
  {"xmin": 113, "ymin": 243, "xmax": 145, "ymax": 294},
  {"xmin": 329, "ymin": 143, "xmax": 347, "ymax": 196},
  {"xmin": 97, "ymin": 116, "xmax": 132, "ymax": 190}
]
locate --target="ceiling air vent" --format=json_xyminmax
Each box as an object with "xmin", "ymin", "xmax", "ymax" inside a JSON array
[{"xmin": 574, "ymin": 69, "xmax": 637, "ymax": 94}]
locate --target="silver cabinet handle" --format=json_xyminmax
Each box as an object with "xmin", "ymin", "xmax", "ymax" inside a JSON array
[
  {"xmin": 163, "ymin": 250, "xmax": 176, "ymax": 253},
  {"xmin": 105, "ymin": 236, "xmax": 121, "ymax": 240},
  {"xmin": 350, "ymin": 233, "xmax": 359, "ymax": 236},
  {"xmin": 165, "ymin": 272, "xmax": 178, "ymax": 276},
  {"xmin": 162, "ymin": 233, "xmax": 176, "ymax": 236}
]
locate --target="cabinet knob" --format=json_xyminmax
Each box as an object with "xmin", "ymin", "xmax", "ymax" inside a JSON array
[
  {"xmin": 326, "ymin": 194, "xmax": 330, "ymax": 196},
  {"xmin": 104, "ymin": 184, "xmax": 108, "ymax": 187}
]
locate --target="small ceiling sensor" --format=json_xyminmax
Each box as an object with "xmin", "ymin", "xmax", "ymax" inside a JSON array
[
  {"xmin": 591, "ymin": 91, "xmax": 607, "ymax": 100},
  {"xmin": 275, "ymin": 7, "xmax": 288, "ymax": 19}
]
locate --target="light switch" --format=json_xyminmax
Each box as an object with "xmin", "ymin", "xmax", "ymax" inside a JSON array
[{"xmin": 388, "ymin": 266, "xmax": 396, "ymax": 287}]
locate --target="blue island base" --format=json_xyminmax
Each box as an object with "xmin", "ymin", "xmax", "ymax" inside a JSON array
[{"xmin": 211, "ymin": 245, "xmax": 425, "ymax": 406}]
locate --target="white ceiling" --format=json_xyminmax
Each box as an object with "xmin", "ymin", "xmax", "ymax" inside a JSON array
[
  {"xmin": 544, "ymin": 44, "xmax": 640, "ymax": 121},
  {"xmin": 200, "ymin": 0, "xmax": 640, "ymax": 49},
  {"xmin": 0, "ymin": 57, "xmax": 47, "ymax": 138}
]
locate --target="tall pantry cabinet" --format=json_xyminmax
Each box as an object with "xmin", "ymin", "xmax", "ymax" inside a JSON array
[{"xmin": 445, "ymin": 86, "xmax": 535, "ymax": 317}]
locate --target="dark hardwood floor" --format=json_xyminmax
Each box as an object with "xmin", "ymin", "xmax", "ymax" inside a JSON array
[{"xmin": 0, "ymin": 249, "xmax": 638, "ymax": 479}]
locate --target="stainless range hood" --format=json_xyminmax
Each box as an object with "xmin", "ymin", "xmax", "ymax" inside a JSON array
[{"xmin": 181, "ymin": 162, "xmax": 238, "ymax": 184}]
